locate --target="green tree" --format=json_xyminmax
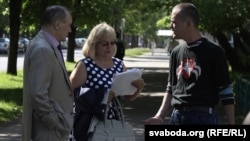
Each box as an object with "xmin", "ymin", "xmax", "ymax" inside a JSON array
[
  {"xmin": 156, "ymin": 0, "xmax": 250, "ymax": 75},
  {"xmin": 196, "ymin": 0, "xmax": 250, "ymax": 74},
  {"xmin": 0, "ymin": 0, "xmax": 9, "ymax": 37},
  {"xmin": 10, "ymin": 0, "xmax": 250, "ymax": 75},
  {"xmin": 21, "ymin": 0, "xmax": 129, "ymax": 62},
  {"xmin": 2, "ymin": 0, "xmax": 167, "ymax": 74}
]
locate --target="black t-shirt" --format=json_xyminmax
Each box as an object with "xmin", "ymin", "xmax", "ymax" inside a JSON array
[{"xmin": 167, "ymin": 38, "xmax": 233, "ymax": 107}]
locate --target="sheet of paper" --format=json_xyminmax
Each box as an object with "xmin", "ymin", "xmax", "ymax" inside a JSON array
[
  {"xmin": 79, "ymin": 87, "xmax": 90, "ymax": 96},
  {"xmin": 110, "ymin": 68, "xmax": 143, "ymax": 96}
]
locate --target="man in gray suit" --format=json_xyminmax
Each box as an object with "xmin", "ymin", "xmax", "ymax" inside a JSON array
[{"xmin": 22, "ymin": 5, "xmax": 73, "ymax": 141}]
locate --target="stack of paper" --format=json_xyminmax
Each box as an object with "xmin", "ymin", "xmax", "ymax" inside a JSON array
[{"xmin": 110, "ymin": 68, "xmax": 143, "ymax": 96}]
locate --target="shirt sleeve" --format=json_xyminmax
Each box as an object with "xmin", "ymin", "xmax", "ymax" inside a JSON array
[{"xmin": 214, "ymin": 47, "xmax": 235, "ymax": 105}]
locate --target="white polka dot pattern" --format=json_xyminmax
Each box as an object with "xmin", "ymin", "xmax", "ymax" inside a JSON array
[{"xmin": 82, "ymin": 57, "xmax": 123, "ymax": 119}]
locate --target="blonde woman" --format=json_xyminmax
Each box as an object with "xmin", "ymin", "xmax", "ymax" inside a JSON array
[{"xmin": 69, "ymin": 22, "xmax": 144, "ymax": 141}]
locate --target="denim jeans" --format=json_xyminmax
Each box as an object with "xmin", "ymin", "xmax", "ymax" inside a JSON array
[{"xmin": 169, "ymin": 108, "xmax": 218, "ymax": 125}]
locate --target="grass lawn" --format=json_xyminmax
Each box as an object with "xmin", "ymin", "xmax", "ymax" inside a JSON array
[
  {"xmin": 0, "ymin": 47, "xmax": 149, "ymax": 123},
  {"xmin": 125, "ymin": 47, "xmax": 149, "ymax": 57},
  {"xmin": 0, "ymin": 71, "xmax": 23, "ymax": 122}
]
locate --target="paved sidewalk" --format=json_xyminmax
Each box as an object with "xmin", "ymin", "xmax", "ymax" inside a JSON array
[
  {"xmin": 0, "ymin": 48, "xmax": 170, "ymax": 141},
  {"xmin": 123, "ymin": 48, "xmax": 169, "ymax": 71},
  {"xmin": 123, "ymin": 48, "xmax": 170, "ymax": 141}
]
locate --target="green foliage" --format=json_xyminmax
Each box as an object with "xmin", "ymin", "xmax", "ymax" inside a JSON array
[
  {"xmin": 0, "ymin": 102, "xmax": 22, "ymax": 123},
  {"xmin": 156, "ymin": 16, "xmax": 171, "ymax": 29},
  {"xmin": 65, "ymin": 61, "xmax": 77, "ymax": 71},
  {"xmin": 125, "ymin": 47, "xmax": 149, "ymax": 57},
  {"xmin": 193, "ymin": 0, "xmax": 250, "ymax": 33},
  {"xmin": 155, "ymin": 0, "xmax": 250, "ymax": 34},
  {"xmin": 1, "ymin": 0, "xmax": 250, "ymax": 42}
]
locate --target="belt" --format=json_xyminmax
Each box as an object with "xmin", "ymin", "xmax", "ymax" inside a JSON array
[{"xmin": 175, "ymin": 106, "xmax": 214, "ymax": 114}]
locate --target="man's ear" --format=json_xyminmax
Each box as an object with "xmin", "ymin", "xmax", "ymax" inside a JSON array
[
  {"xmin": 186, "ymin": 18, "xmax": 192, "ymax": 26},
  {"xmin": 54, "ymin": 20, "xmax": 61, "ymax": 30}
]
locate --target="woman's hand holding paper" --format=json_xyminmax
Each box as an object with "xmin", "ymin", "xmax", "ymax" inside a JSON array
[
  {"xmin": 131, "ymin": 78, "xmax": 145, "ymax": 91},
  {"xmin": 125, "ymin": 78, "xmax": 145, "ymax": 101}
]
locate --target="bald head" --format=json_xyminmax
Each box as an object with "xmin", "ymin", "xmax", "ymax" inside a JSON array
[
  {"xmin": 170, "ymin": 3, "xmax": 202, "ymax": 43},
  {"xmin": 172, "ymin": 3, "xmax": 200, "ymax": 28},
  {"xmin": 41, "ymin": 5, "xmax": 70, "ymax": 27},
  {"xmin": 40, "ymin": 5, "xmax": 72, "ymax": 42}
]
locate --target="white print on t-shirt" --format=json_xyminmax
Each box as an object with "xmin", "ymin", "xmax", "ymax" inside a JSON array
[{"xmin": 176, "ymin": 58, "xmax": 201, "ymax": 80}]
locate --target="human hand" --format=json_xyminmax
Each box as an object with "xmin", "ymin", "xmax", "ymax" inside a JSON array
[
  {"xmin": 108, "ymin": 90, "xmax": 116, "ymax": 102},
  {"xmin": 131, "ymin": 78, "xmax": 145, "ymax": 90},
  {"xmin": 143, "ymin": 116, "xmax": 163, "ymax": 125},
  {"xmin": 125, "ymin": 78, "xmax": 145, "ymax": 101}
]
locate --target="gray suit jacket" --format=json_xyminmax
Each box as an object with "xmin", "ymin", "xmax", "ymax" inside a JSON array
[{"xmin": 22, "ymin": 31, "xmax": 73, "ymax": 141}]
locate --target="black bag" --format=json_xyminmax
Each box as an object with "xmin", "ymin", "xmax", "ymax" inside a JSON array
[{"xmin": 73, "ymin": 87, "xmax": 106, "ymax": 141}]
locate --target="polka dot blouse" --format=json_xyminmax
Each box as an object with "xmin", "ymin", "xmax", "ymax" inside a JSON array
[{"xmin": 83, "ymin": 57, "xmax": 124, "ymax": 119}]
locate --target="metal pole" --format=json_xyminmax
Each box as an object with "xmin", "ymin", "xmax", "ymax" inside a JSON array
[{"xmin": 121, "ymin": 18, "xmax": 125, "ymax": 40}]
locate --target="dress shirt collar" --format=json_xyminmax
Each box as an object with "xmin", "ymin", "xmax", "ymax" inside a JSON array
[{"xmin": 41, "ymin": 30, "xmax": 60, "ymax": 48}]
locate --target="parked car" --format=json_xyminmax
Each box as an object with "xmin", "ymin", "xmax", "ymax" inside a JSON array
[
  {"xmin": 60, "ymin": 37, "xmax": 68, "ymax": 49},
  {"xmin": 18, "ymin": 38, "xmax": 30, "ymax": 53},
  {"xmin": 75, "ymin": 38, "xmax": 86, "ymax": 48},
  {"xmin": 0, "ymin": 38, "xmax": 10, "ymax": 54},
  {"xmin": 61, "ymin": 37, "xmax": 86, "ymax": 48}
]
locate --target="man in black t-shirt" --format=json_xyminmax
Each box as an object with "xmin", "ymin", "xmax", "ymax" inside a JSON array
[{"xmin": 143, "ymin": 2, "xmax": 235, "ymax": 125}]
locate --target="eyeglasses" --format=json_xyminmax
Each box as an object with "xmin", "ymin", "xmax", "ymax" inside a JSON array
[{"xmin": 99, "ymin": 41, "xmax": 116, "ymax": 47}]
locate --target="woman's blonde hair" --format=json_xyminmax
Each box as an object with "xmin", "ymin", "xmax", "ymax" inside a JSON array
[{"xmin": 82, "ymin": 22, "xmax": 117, "ymax": 59}]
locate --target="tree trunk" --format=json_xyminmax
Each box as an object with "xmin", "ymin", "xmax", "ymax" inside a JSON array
[
  {"xmin": 131, "ymin": 35, "xmax": 138, "ymax": 48},
  {"xmin": 67, "ymin": 25, "xmax": 77, "ymax": 62},
  {"xmin": 66, "ymin": 0, "xmax": 83, "ymax": 63},
  {"xmin": 7, "ymin": 0, "xmax": 22, "ymax": 75}
]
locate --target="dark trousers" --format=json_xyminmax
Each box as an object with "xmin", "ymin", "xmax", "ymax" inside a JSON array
[{"xmin": 169, "ymin": 108, "xmax": 218, "ymax": 125}]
